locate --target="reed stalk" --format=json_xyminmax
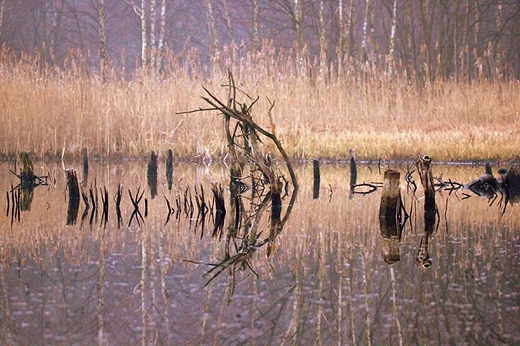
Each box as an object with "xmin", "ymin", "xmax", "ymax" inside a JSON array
[{"xmin": 0, "ymin": 47, "xmax": 517, "ymax": 162}]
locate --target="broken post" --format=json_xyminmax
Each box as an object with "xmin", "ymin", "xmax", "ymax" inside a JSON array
[
  {"xmin": 379, "ymin": 169, "xmax": 402, "ymax": 264},
  {"xmin": 416, "ymin": 155, "xmax": 437, "ymax": 213},
  {"xmin": 147, "ymin": 151, "xmax": 158, "ymax": 199},
  {"xmin": 313, "ymin": 159, "xmax": 320, "ymax": 199},
  {"xmin": 82, "ymin": 147, "xmax": 89, "ymax": 186},
  {"xmin": 66, "ymin": 169, "xmax": 80, "ymax": 225},
  {"xmin": 349, "ymin": 148, "xmax": 357, "ymax": 199},
  {"xmin": 166, "ymin": 149, "xmax": 174, "ymax": 190}
]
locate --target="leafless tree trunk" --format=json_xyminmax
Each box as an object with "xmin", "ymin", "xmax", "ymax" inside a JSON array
[
  {"xmin": 140, "ymin": 0, "xmax": 148, "ymax": 68},
  {"xmin": 206, "ymin": 0, "xmax": 219, "ymax": 59},
  {"xmin": 0, "ymin": 0, "xmax": 4, "ymax": 41},
  {"xmin": 150, "ymin": 0, "xmax": 157, "ymax": 72},
  {"xmin": 156, "ymin": 0, "xmax": 166, "ymax": 74},
  {"xmin": 294, "ymin": 0, "xmax": 304, "ymax": 54},
  {"xmin": 318, "ymin": 0, "xmax": 326, "ymax": 82},
  {"xmin": 346, "ymin": 0, "xmax": 355, "ymax": 59},
  {"xmin": 222, "ymin": 0, "xmax": 234, "ymax": 43},
  {"xmin": 98, "ymin": 0, "xmax": 108, "ymax": 81},
  {"xmin": 252, "ymin": 0, "xmax": 260, "ymax": 50},
  {"xmin": 495, "ymin": 0, "xmax": 502, "ymax": 74},
  {"xmin": 388, "ymin": 0, "xmax": 398, "ymax": 76},
  {"xmin": 49, "ymin": 0, "xmax": 65, "ymax": 64},
  {"xmin": 337, "ymin": 0, "xmax": 345, "ymax": 73},
  {"xmin": 360, "ymin": 0, "xmax": 373, "ymax": 63}
]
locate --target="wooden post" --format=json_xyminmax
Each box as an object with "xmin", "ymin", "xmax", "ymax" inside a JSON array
[
  {"xmin": 82, "ymin": 147, "xmax": 89, "ymax": 179},
  {"xmin": 147, "ymin": 151, "xmax": 158, "ymax": 199},
  {"xmin": 313, "ymin": 159, "xmax": 320, "ymax": 199},
  {"xmin": 66, "ymin": 169, "xmax": 80, "ymax": 225},
  {"xmin": 19, "ymin": 152, "xmax": 35, "ymax": 189},
  {"xmin": 349, "ymin": 148, "xmax": 357, "ymax": 199},
  {"xmin": 166, "ymin": 149, "xmax": 173, "ymax": 190},
  {"xmin": 416, "ymin": 155, "xmax": 436, "ymax": 213},
  {"xmin": 379, "ymin": 169, "xmax": 402, "ymax": 264}
]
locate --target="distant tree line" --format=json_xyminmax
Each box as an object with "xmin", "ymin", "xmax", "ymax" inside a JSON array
[{"xmin": 0, "ymin": 0, "xmax": 518, "ymax": 81}]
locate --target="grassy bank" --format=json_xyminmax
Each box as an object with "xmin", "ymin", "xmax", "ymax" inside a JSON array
[{"xmin": 0, "ymin": 51, "xmax": 518, "ymax": 163}]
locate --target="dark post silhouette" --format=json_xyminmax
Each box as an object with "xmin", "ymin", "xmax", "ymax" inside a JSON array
[
  {"xmin": 66, "ymin": 169, "xmax": 80, "ymax": 225},
  {"xmin": 379, "ymin": 169, "xmax": 402, "ymax": 264},
  {"xmin": 313, "ymin": 158, "xmax": 320, "ymax": 199}
]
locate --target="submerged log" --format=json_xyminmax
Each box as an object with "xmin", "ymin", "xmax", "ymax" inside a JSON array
[{"xmin": 379, "ymin": 170, "xmax": 402, "ymax": 264}]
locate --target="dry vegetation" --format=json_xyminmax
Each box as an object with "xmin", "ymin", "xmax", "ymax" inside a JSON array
[{"xmin": 0, "ymin": 47, "xmax": 518, "ymax": 162}]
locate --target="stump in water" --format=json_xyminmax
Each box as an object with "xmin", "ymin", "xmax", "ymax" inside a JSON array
[
  {"xmin": 416, "ymin": 155, "xmax": 436, "ymax": 213},
  {"xmin": 82, "ymin": 147, "xmax": 89, "ymax": 186},
  {"xmin": 379, "ymin": 169, "xmax": 402, "ymax": 264},
  {"xmin": 66, "ymin": 169, "xmax": 80, "ymax": 225},
  {"xmin": 147, "ymin": 151, "xmax": 158, "ymax": 199},
  {"xmin": 19, "ymin": 152, "xmax": 35, "ymax": 189},
  {"xmin": 313, "ymin": 159, "xmax": 320, "ymax": 199},
  {"xmin": 349, "ymin": 148, "xmax": 357, "ymax": 199},
  {"xmin": 166, "ymin": 149, "xmax": 174, "ymax": 191}
]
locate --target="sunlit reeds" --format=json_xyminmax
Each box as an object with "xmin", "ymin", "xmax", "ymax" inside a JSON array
[{"xmin": 0, "ymin": 46, "xmax": 518, "ymax": 162}]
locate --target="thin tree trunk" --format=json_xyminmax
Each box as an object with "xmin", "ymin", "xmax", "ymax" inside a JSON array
[
  {"xmin": 50, "ymin": 0, "xmax": 64, "ymax": 64},
  {"xmin": 222, "ymin": 0, "xmax": 234, "ymax": 43},
  {"xmin": 337, "ymin": 0, "xmax": 345, "ymax": 74},
  {"xmin": 156, "ymin": 0, "xmax": 166, "ymax": 74},
  {"xmin": 294, "ymin": 0, "xmax": 304, "ymax": 54},
  {"xmin": 360, "ymin": 0, "xmax": 372, "ymax": 63},
  {"xmin": 463, "ymin": 0, "xmax": 471, "ymax": 82},
  {"xmin": 206, "ymin": 0, "xmax": 219, "ymax": 60},
  {"xmin": 98, "ymin": 0, "xmax": 108, "ymax": 81},
  {"xmin": 388, "ymin": 0, "xmax": 398, "ymax": 76},
  {"xmin": 346, "ymin": 0, "xmax": 355, "ymax": 59},
  {"xmin": 150, "ymin": 0, "xmax": 157, "ymax": 73},
  {"xmin": 495, "ymin": 1, "xmax": 502, "ymax": 75},
  {"xmin": 0, "ymin": 0, "xmax": 4, "ymax": 41},
  {"xmin": 318, "ymin": 0, "xmax": 326, "ymax": 82},
  {"xmin": 252, "ymin": 0, "xmax": 260, "ymax": 50},
  {"xmin": 141, "ymin": 0, "xmax": 148, "ymax": 68}
]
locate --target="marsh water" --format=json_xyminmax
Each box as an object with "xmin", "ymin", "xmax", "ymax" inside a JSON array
[{"xmin": 0, "ymin": 160, "xmax": 519, "ymax": 346}]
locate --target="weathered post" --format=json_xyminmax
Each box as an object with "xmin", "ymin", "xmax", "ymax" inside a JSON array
[
  {"xmin": 415, "ymin": 155, "xmax": 437, "ymax": 267},
  {"xmin": 82, "ymin": 147, "xmax": 89, "ymax": 186},
  {"xmin": 379, "ymin": 169, "xmax": 402, "ymax": 264},
  {"xmin": 166, "ymin": 149, "xmax": 174, "ymax": 191},
  {"xmin": 66, "ymin": 169, "xmax": 80, "ymax": 225},
  {"xmin": 416, "ymin": 155, "xmax": 436, "ymax": 213},
  {"xmin": 147, "ymin": 151, "xmax": 158, "ymax": 199},
  {"xmin": 313, "ymin": 158, "xmax": 320, "ymax": 199},
  {"xmin": 349, "ymin": 148, "xmax": 357, "ymax": 199}
]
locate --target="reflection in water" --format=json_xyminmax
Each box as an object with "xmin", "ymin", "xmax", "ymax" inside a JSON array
[{"xmin": 0, "ymin": 162, "xmax": 519, "ymax": 345}]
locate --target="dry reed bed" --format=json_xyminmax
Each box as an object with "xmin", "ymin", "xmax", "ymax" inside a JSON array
[{"xmin": 0, "ymin": 53, "xmax": 518, "ymax": 162}]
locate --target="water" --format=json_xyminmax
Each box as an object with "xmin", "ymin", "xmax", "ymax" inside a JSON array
[{"xmin": 1, "ymin": 160, "xmax": 519, "ymax": 345}]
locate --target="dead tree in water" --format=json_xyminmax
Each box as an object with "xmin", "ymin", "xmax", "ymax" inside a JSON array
[{"xmin": 179, "ymin": 71, "xmax": 299, "ymax": 293}]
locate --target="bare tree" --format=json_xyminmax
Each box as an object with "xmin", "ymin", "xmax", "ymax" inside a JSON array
[
  {"xmin": 252, "ymin": 0, "xmax": 260, "ymax": 50},
  {"xmin": 0, "ymin": 0, "xmax": 5, "ymax": 42},
  {"xmin": 387, "ymin": 0, "xmax": 398, "ymax": 76},
  {"xmin": 98, "ymin": 0, "xmax": 108, "ymax": 81}
]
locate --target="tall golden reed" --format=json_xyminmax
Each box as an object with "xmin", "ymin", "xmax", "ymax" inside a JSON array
[{"xmin": 0, "ymin": 46, "xmax": 518, "ymax": 162}]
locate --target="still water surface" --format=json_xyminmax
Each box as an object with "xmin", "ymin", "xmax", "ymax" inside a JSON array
[{"xmin": 0, "ymin": 160, "xmax": 519, "ymax": 345}]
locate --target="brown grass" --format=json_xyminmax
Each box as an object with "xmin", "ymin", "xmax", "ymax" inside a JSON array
[{"xmin": 0, "ymin": 47, "xmax": 518, "ymax": 162}]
